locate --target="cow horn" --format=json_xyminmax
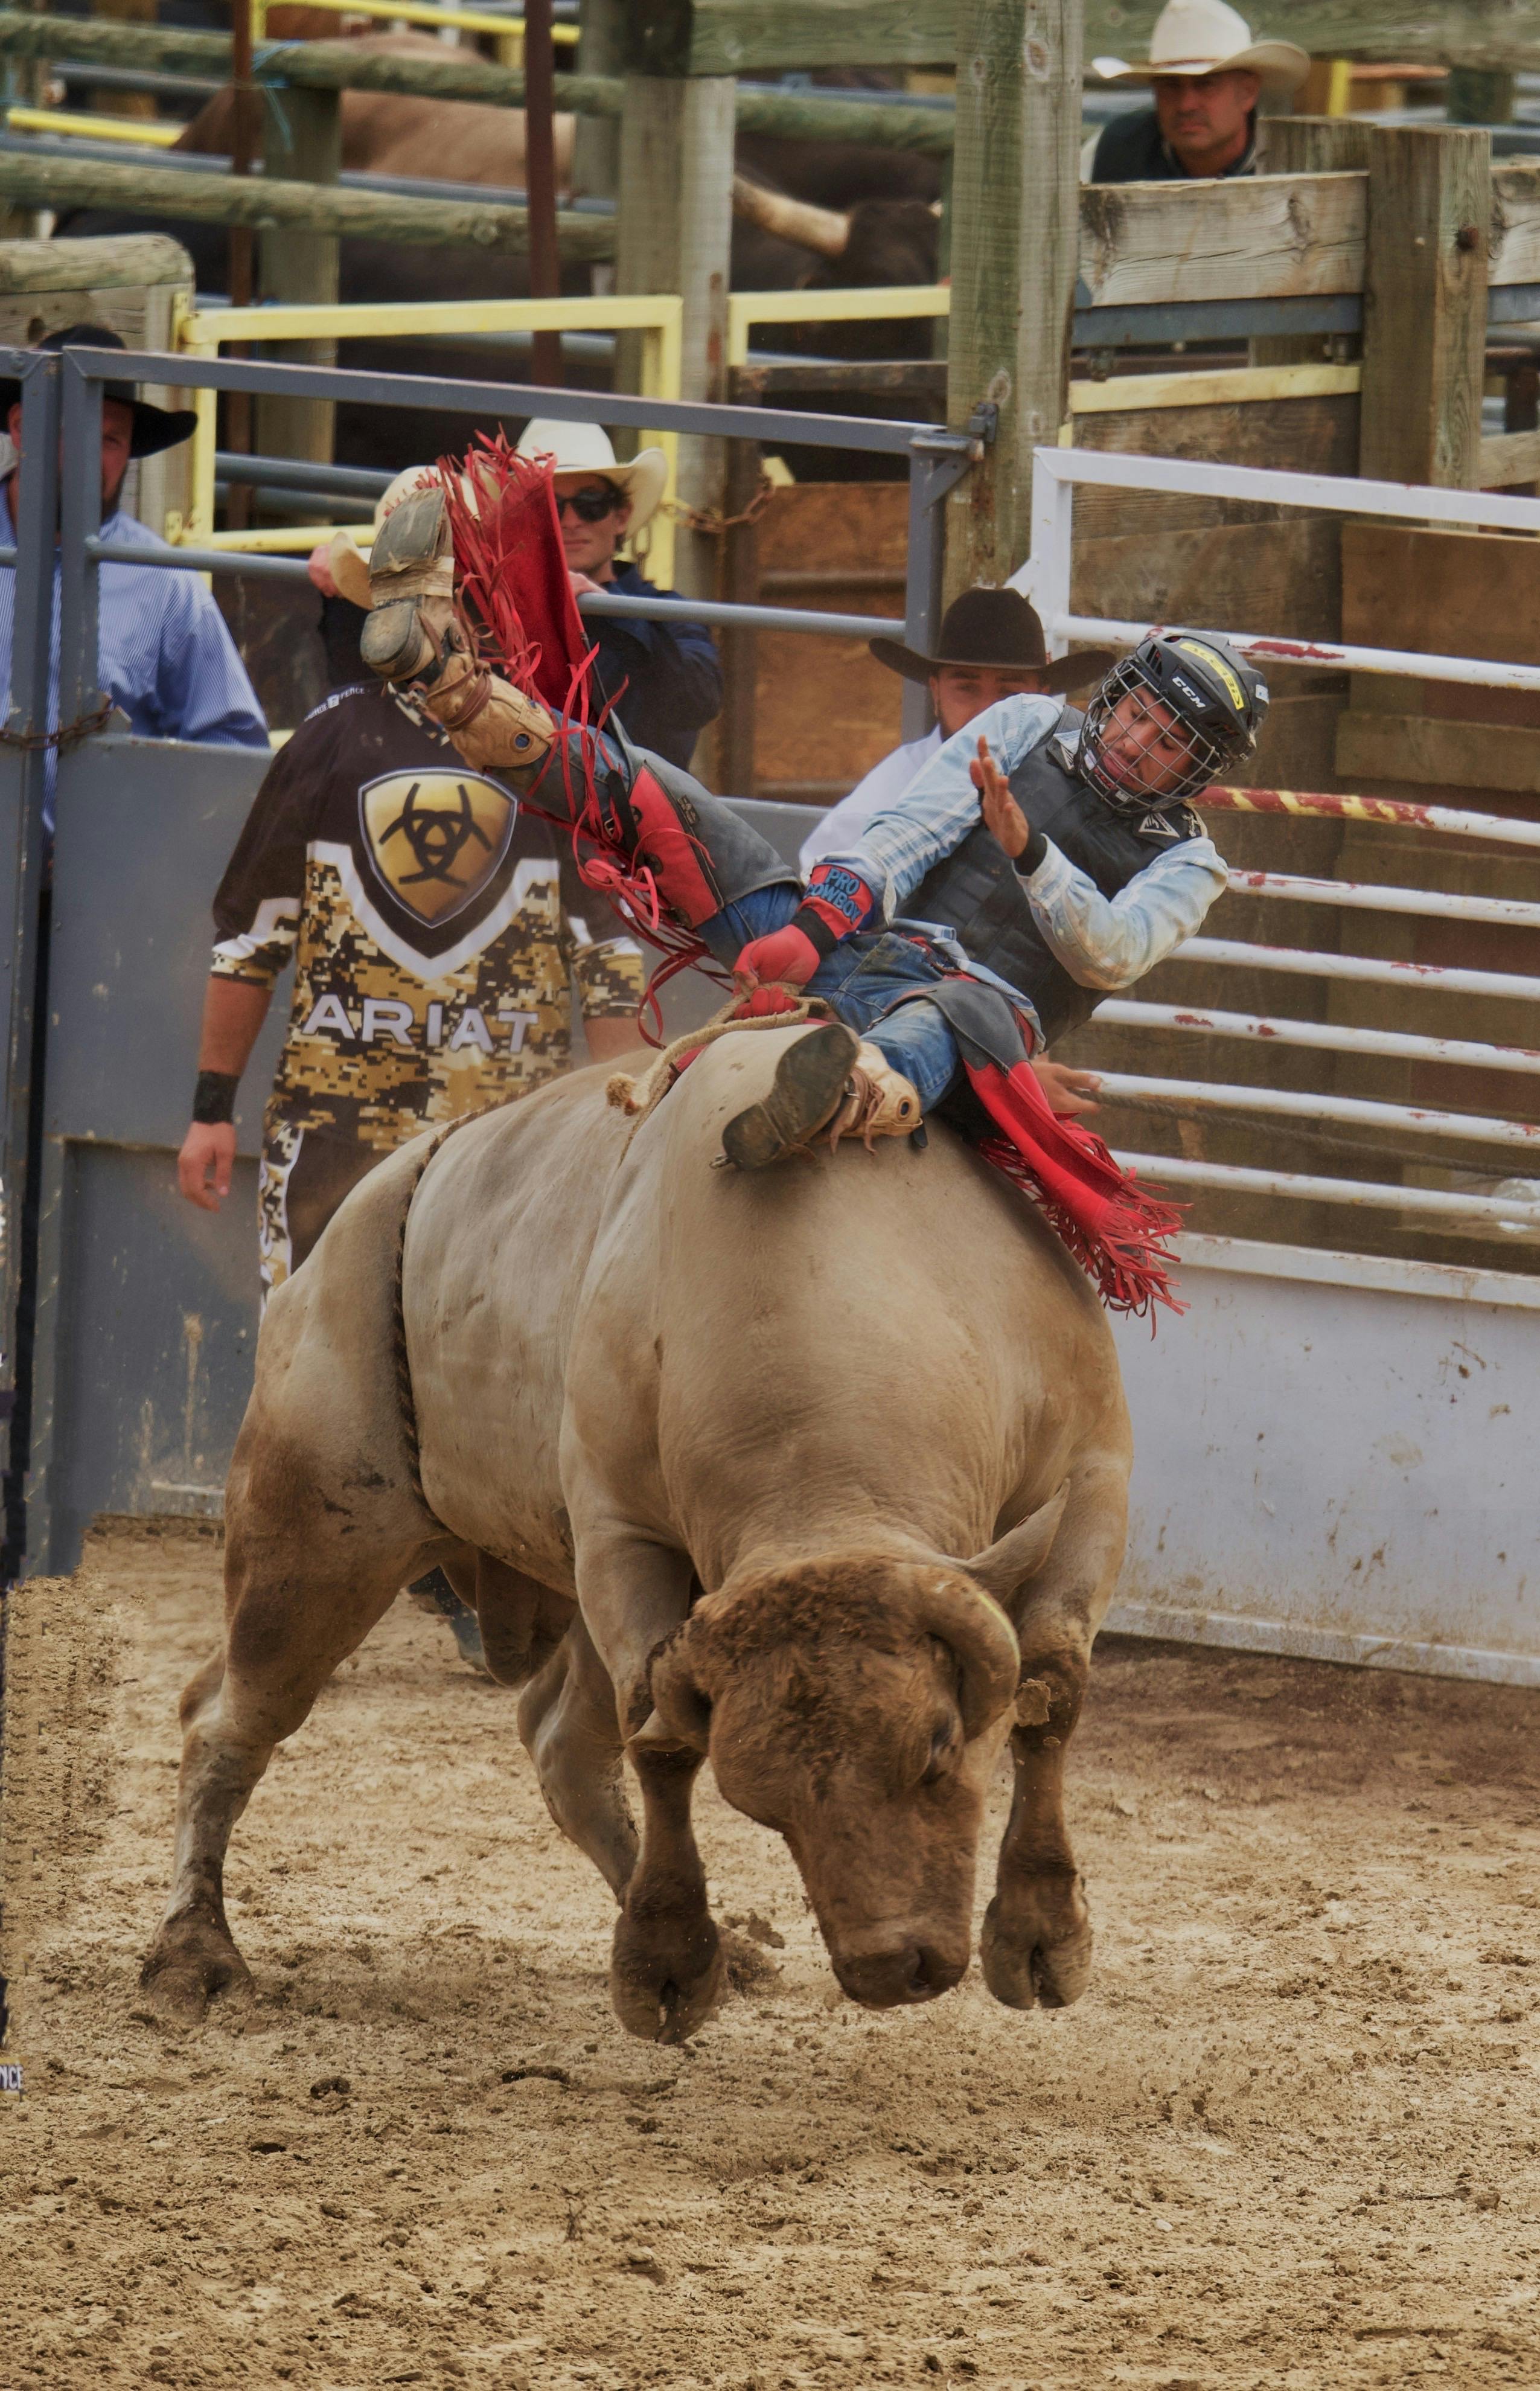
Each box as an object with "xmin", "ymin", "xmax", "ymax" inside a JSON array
[
  {"xmin": 913, "ymin": 1572, "xmax": 1021, "ymax": 1744},
  {"xmin": 730, "ymin": 173, "xmax": 851, "ymax": 260}
]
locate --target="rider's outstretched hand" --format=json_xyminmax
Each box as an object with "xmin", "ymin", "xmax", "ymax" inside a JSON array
[
  {"xmin": 971, "ymin": 737, "xmax": 1030, "ymax": 859},
  {"xmin": 1031, "ymin": 1058, "xmax": 1102, "ymax": 1118}
]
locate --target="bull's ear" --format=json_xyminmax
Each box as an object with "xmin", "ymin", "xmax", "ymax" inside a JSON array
[
  {"xmin": 638, "ymin": 1630, "xmax": 712, "ymax": 1753},
  {"xmin": 963, "ymin": 1480, "xmax": 1071, "ymax": 1608}
]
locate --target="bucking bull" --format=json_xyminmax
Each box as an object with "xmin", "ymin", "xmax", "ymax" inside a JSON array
[{"xmin": 142, "ymin": 1030, "xmax": 1131, "ymax": 2040}]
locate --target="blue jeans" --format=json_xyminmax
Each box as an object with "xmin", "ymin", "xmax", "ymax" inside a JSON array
[{"xmin": 698, "ymin": 890, "xmax": 963, "ymax": 1110}]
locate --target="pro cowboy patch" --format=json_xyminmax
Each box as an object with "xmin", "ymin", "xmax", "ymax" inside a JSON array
[{"xmin": 358, "ymin": 769, "xmax": 518, "ymax": 926}]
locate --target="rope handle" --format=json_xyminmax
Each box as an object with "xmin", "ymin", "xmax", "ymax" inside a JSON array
[{"xmin": 605, "ymin": 985, "xmax": 830, "ymax": 1134}]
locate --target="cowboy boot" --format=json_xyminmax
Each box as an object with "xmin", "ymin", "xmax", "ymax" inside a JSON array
[
  {"xmin": 359, "ymin": 484, "xmax": 455, "ymax": 681},
  {"xmin": 722, "ymin": 1025, "xmax": 921, "ymax": 1170},
  {"xmin": 360, "ymin": 486, "xmax": 556, "ymax": 776},
  {"xmin": 827, "ymin": 1042, "xmax": 924, "ymax": 1151}
]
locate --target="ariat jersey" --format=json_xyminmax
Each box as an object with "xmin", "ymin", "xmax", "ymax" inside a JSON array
[{"xmin": 211, "ymin": 682, "xmax": 645, "ymax": 1152}]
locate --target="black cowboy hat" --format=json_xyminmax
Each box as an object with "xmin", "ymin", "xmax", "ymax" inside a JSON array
[
  {"xmin": 0, "ymin": 323, "xmax": 199, "ymax": 458},
  {"xmin": 870, "ymin": 586, "xmax": 1116, "ymax": 699}
]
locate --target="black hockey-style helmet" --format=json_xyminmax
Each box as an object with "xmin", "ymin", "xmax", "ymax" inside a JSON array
[{"xmin": 1077, "ymin": 631, "xmax": 1268, "ymax": 813}]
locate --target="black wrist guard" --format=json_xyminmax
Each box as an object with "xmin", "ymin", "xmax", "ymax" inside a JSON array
[
  {"xmin": 192, "ymin": 1069, "xmax": 238, "ymax": 1126},
  {"xmin": 789, "ymin": 902, "xmax": 840, "ymax": 964},
  {"xmin": 1014, "ymin": 823, "xmax": 1049, "ymax": 877}
]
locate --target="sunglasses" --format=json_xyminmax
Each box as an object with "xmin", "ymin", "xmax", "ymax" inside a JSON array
[{"xmin": 554, "ymin": 482, "xmax": 625, "ymax": 524}]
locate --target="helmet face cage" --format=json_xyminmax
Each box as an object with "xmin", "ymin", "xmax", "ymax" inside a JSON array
[{"xmin": 1078, "ymin": 653, "xmax": 1231, "ymax": 812}]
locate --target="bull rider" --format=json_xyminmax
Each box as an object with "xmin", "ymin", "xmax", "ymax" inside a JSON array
[{"xmin": 275, "ymin": 440, "xmax": 1263, "ymax": 1317}]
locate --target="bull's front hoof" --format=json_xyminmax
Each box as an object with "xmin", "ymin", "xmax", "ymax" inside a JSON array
[
  {"xmin": 980, "ymin": 1877, "xmax": 1093, "ymax": 2011},
  {"xmin": 139, "ymin": 1916, "xmax": 255, "ymax": 2020},
  {"xmin": 610, "ymin": 1909, "xmax": 724, "ymax": 2043}
]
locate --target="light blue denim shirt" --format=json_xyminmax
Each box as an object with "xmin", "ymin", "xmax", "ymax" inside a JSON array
[
  {"xmin": 819, "ymin": 693, "xmax": 1228, "ymax": 994},
  {"xmin": 0, "ymin": 484, "xmax": 269, "ymax": 826}
]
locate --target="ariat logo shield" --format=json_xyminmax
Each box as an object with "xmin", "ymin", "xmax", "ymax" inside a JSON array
[{"xmin": 359, "ymin": 770, "xmax": 516, "ymax": 924}]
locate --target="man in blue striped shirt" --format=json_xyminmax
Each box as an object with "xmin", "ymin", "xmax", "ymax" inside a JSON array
[{"xmin": 0, "ymin": 324, "xmax": 268, "ymax": 822}]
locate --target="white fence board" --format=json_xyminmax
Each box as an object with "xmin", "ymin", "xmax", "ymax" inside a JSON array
[{"xmin": 1110, "ymin": 1237, "xmax": 1540, "ymax": 1686}]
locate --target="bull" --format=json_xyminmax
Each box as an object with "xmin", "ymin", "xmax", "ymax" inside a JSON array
[{"xmin": 141, "ymin": 1029, "xmax": 1131, "ymax": 2040}]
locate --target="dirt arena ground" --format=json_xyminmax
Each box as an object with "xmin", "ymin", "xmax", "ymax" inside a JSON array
[{"xmin": 1, "ymin": 1525, "xmax": 1538, "ymax": 2391}]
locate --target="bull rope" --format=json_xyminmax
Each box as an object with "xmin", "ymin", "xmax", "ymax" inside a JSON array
[{"xmin": 603, "ymin": 988, "xmax": 831, "ymax": 1138}]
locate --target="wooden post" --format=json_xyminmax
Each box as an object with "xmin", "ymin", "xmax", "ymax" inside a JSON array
[
  {"xmin": 615, "ymin": 70, "xmax": 735, "ymax": 601},
  {"xmin": 89, "ymin": 0, "xmax": 156, "ymax": 120},
  {"xmin": 523, "ymin": 0, "xmax": 563, "ymax": 385},
  {"xmin": 944, "ymin": 0, "xmax": 1082, "ymax": 599},
  {"xmin": 1359, "ymin": 122, "xmax": 1490, "ymax": 491},
  {"xmin": 572, "ymin": 0, "xmax": 624, "ymax": 220},
  {"xmin": 257, "ymin": 86, "xmax": 342, "ymax": 466}
]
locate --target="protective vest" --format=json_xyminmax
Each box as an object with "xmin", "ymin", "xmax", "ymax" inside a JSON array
[{"xmin": 906, "ymin": 708, "xmax": 1203, "ymax": 1045}]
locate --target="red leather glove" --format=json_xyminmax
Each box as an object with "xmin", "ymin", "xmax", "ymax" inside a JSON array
[
  {"xmin": 732, "ymin": 921, "xmax": 821, "ymax": 990},
  {"xmin": 730, "ymin": 982, "xmax": 805, "ymax": 1020}
]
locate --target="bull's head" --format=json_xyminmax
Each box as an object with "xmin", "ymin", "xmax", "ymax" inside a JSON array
[{"xmin": 633, "ymin": 1487, "xmax": 1067, "ymax": 2010}]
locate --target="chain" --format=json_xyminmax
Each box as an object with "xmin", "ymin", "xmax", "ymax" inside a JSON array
[
  {"xmin": 0, "ymin": 699, "xmax": 113, "ymax": 753},
  {"xmin": 656, "ymin": 473, "xmax": 778, "ymax": 539}
]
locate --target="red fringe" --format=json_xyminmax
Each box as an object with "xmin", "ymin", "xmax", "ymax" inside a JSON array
[
  {"xmin": 965, "ymin": 1057, "xmax": 1186, "ymax": 1323},
  {"xmin": 976, "ymin": 1136, "xmax": 1187, "ymax": 1322},
  {"xmin": 432, "ymin": 432, "xmax": 724, "ymax": 1044}
]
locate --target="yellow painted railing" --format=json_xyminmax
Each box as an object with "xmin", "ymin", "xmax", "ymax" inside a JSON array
[
  {"xmin": 4, "ymin": 103, "xmax": 183, "ymax": 144},
  {"xmin": 175, "ymin": 292, "xmax": 683, "ymax": 583},
  {"xmin": 726, "ymin": 284, "xmax": 949, "ymax": 373},
  {"xmin": 249, "ymin": 0, "xmax": 578, "ymax": 52},
  {"xmin": 728, "ymin": 284, "xmax": 1358, "ymax": 419}
]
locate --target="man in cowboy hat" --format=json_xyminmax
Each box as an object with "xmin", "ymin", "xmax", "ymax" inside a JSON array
[
  {"xmin": 514, "ymin": 417, "xmax": 721, "ymax": 772},
  {"xmin": 0, "ymin": 324, "xmax": 269, "ymax": 815},
  {"xmin": 1087, "ymin": 0, "xmax": 1309, "ymax": 183},
  {"xmin": 801, "ymin": 586, "xmax": 1113, "ymax": 872}
]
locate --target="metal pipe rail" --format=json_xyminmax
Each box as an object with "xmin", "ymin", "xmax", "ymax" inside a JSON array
[
  {"xmin": 1175, "ymin": 937, "xmax": 1540, "ymax": 1005},
  {"xmin": 83, "ymin": 537, "xmax": 908, "ymax": 639},
  {"xmin": 1094, "ymin": 1002, "xmax": 1540, "ymax": 1078},
  {"xmin": 43, "ymin": 342, "xmax": 976, "ymax": 753},
  {"xmin": 1204, "ymin": 785, "xmax": 1540, "ymax": 849},
  {"xmin": 1064, "ymin": 609, "xmax": 1540, "ymax": 696},
  {"xmin": 1096, "ymin": 1074, "xmax": 1540, "ymax": 1154},
  {"xmin": 1112, "ymin": 1153, "xmax": 1540, "ymax": 1237},
  {"xmin": 1027, "ymin": 446, "xmax": 1540, "ymax": 693},
  {"xmin": 1226, "ymin": 869, "xmax": 1540, "ymax": 931}
]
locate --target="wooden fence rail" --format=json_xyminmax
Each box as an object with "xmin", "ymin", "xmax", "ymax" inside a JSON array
[
  {"xmin": 0, "ymin": 149, "xmax": 613, "ymax": 256},
  {"xmin": 0, "ymin": 9, "xmax": 954, "ymax": 152}
]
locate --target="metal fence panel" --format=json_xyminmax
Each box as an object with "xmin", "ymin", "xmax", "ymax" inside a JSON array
[
  {"xmin": 25, "ymin": 738, "xmax": 278, "ymax": 1573},
  {"xmin": 1110, "ymin": 1240, "xmax": 1540, "ymax": 1688}
]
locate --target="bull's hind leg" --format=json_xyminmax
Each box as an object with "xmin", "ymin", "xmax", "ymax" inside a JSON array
[
  {"xmin": 981, "ymin": 1459, "xmax": 1129, "ymax": 2012},
  {"xmin": 141, "ymin": 1145, "xmax": 439, "ymax": 2017},
  {"xmin": 140, "ymin": 1499, "xmax": 427, "ymax": 2016}
]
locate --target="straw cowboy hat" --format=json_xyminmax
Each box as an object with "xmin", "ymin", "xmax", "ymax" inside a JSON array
[
  {"xmin": 869, "ymin": 587, "xmax": 1115, "ymax": 699},
  {"xmin": 328, "ymin": 463, "xmax": 439, "ymax": 611},
  {"xmin": 514, "ymin": 417, "xmax": 668, "ymax": 533},
  {"xmin": 1092, "ymin": 0, "xmax": 1309, "ymax": 94}
]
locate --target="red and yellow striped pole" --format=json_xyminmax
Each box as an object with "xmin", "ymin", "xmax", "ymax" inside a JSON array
[{"xmin": 1201, "ymin": 786, "xmax": 1540, "ymax": 851}]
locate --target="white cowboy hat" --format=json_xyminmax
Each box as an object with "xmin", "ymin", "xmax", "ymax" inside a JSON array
[
  {"xmin": 1092, "ymin": 0, "xmax": 1309, "ymax": 94},
  {"xmin": 514, "ymin": 417, "xmax": 668, "ymax": 534},
  {"xmin": 328, "ymin": 463, "xmax": 439, "ymax": 610}
]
